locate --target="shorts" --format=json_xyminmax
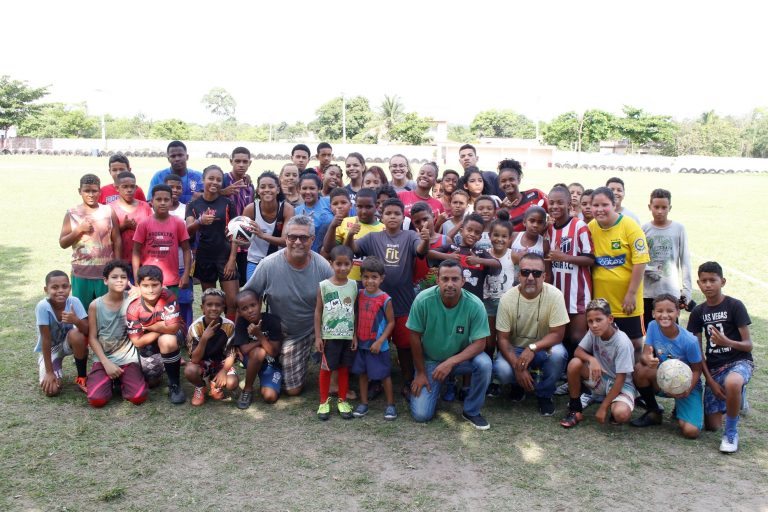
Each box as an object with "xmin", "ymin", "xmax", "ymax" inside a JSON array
[
  {"xmin": 193, "ymin": 258, "xmax": 239, "ymax": 284},
  {"xmin": 585, "ymin": 376, "xmax": 635, "ymax": 411},
  {"xmin": 351, "ymin": 349, "xmax": 391, "ymax": 380},
  {"xmin": 246, "ymin": 261, "xmax": 260, "ymax": 282},
  {"xmin": 193, "ymin": 359, "xmax": 238, "ymax": 381},
  {"xmin": 613, "ymin": 315, "xmax": 644, "ymax": 340},
  {"xmin": 37, "ymin": 339, "xmax": 73, "ymax": 383},
  {"xmin": 704, "ymin": 360, "xmax": 754, "ymax": 415},
  {"xmin": 258, "ymin": 356, "xmax": 283, "ymax": 394},
  {"xmin": 321, "ymin": 339, "xmax": 354, "ymax": 371},
  {"xmin": 281, "ymin": 334, "xmax": 313, "ymax": 390},
  {"xmin": 70, "ymin": 275, "xmax": 107, "ymax": 310},
  {"xmin": 391, "ymin": 316, "xmax": 410, "ymax": 350},
  {"xmin": 483, "ymin": 298, "xmax": 500, "ymax": 317},
  {"xmin": 177, "ymin": 267, "xmax": 193, "ymax": 304},
  {"xmin": 661, "ymin": 383, "xmax": 703, "ymax": 429},
  {"xmin": 87, "ymin": 361, "xmax": 147, "ymax": 406}
]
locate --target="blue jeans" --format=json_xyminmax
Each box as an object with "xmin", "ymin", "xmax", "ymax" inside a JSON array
[
  {"xmin": 492, "ymin": 344, "xmax": 566, "ymax": 398},
  {"xmin": 410, "ymin": 353, "xmax": 492, "ymax": 422}
]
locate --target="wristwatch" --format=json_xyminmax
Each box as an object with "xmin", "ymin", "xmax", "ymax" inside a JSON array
[{"xmin": 528, "ymin": 343, "xmax": 538, "ymax": 352}]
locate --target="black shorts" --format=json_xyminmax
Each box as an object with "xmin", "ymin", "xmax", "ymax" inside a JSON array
[
  {"xmin": 614, "ymin": 316, "xmax": 645, "ymax": 340},
  {"xmin": 193, "ymin": 259, "xmax": 239, "ymax": 284},
  {"xmin": 320, "ymin": 339, "xmax": 354, "ymax": 371}
]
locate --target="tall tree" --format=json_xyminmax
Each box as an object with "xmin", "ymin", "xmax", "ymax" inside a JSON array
[
  {"xmin": 309, "ymin": 96, "xmax": 373, "ymax": 141},
  {"xmin": 201, "ymin": 87, "xmax": 237, "ymax": 120},
  {"xmin": 0, "ymin": 75, "xmax": 49, "ymax": 147},
  {"xmin": 616, "ymin": 105, "xmax": 676, "ymax": 149},
  {"xmin": 744, "ymin": 107, "xmax": 768, "ymax": 158},
  {"xmin": 17, "ymin": 102, "xmax": 98, "ymax": 138},
  {"xmin": 373, "ymin": 94, "xmax": 405, "ymax": 141},
  {"xmin": 470, "ymin": 109, "xmax": 536, "ymax": 138},
  {"xmin": 388, "ymin": 113, "xmax": 432, "ymax": 145},
  {"xmin": 149, "ymin": 119, "xmax": 190, "ymax": 140},
  {"xmin": 673, "ymin": 111, "xmax": 742, "ymax": 156}
]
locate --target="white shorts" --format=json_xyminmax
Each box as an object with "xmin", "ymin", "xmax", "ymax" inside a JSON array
[{"xmin": 37, "ymin": 339, "xmax": 73, "ymax": 383}]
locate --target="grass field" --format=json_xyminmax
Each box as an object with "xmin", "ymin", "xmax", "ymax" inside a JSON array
[{"xmin": 1, "ymin": 155, "xmax": 766, "ymax": 511}]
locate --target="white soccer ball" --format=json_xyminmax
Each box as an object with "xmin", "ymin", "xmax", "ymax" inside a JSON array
[
  {"xmin": 227, "ymin": 216, "xmax": 254, "ymax": 244},
  {"xmin": 657, "ymin": 359, "xmax": 693, "ymax": 395}
]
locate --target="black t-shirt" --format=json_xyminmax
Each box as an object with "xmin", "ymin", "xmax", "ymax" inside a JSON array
[
  {"xmin": 233, "ymin": 312, "xmax": 283, "ymax": 348},
  {"xmin": 687, "ymin": 296, "xmax": 752, "ymax": 369},
  {"xmin": 185, "ymin": 195, "xmax": 236, "ymax": 261},
  {"xmin": 435, "ymin": 244, "xmax": 500, "ymax": 300}
]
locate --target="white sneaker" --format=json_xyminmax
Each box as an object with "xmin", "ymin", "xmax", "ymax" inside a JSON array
[
  {"xmin": 719, "ymin": 432, "xmax": 739, "ymax": 453},
  {"xmin": 554, "ymin": 382, "xmax": 569, "ymax": 396},
  {"xmin": 580, "ymin": 393, "xmax": 594, "ymax": 409}
]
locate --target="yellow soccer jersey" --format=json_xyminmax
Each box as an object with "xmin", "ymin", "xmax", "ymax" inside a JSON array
[{"xmin": 335, "ymin": 217, "xmax": 384, "ymax": 281}]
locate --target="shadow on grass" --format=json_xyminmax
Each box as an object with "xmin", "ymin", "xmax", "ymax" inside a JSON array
[{"xmin": 0, "ymin": 245, "xmax": 37, "ymax": 388}]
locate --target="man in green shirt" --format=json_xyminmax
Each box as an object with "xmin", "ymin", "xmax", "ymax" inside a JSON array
[{"xmin": 408, "ymin": 260, "xmax": 492, "ymax": 430}]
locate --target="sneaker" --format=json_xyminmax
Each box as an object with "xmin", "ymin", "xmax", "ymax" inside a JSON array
[
  {"xmin": 317, "ymin": 398, "xmax": 331, "ymax": 421},
  {"xmin": 719, "ymin": 432, "xmax": 739, "ymax": 453},
  {"xmin": 209, "ymin": 385, "xmax": 224, "ymax": 400},
  {"xmin": 630, "ymin": 410, "xmax": 663, "ymax": 427},
  {"xmin": 509, "ymin": 385, "xmax": 526, "ymax": 403},
  {"xmin": 353, "ymin": 404, "xmax": 369, "ymax": 418},
  {"xmin": 74, "ymin": 376, "xmax": 88, "ymax": 394},
  {"xmin": 237, "ymin": 390, "xmax": 253, "ymax": 410},
  {"xmin": 579, "ymin": 393, "xmax": 594, "ymax": 409},
  {"xmin": 486, "ymin": 383, "xmax": 502, "ymax": 398},
  {"xmin": 560, "ymin": 410, "xmax": 584, "ymax": 428},
  {"xmin": 538, "ymin": 397, "xmax": 556, "ymax": 416},
  {"xmin": 168, "ymin": 383, "xmax": 186, "ymax": 404},
  {"xmin": 337, "ymin": 400, "xmax": 354, "ymax": 419},
  {"xmin": 554, "ymin": 382, "xmax": 569, "ymax": 396},
  {"xmin": 442, "ymin": 383, "xmax": 456, "ymax": 402},
  {"xmin": 462, "ymin": 411, "xmax": 490, "ymax": 430},
  {"xmin": 384, "ymin": 404, "xmax": 397, "ymax": 421},
  {"xmin": 191, "ymin": 386, "xmax": 205, "ymax": 406}
]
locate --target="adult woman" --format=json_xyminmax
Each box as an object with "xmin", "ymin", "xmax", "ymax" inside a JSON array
[
  {"xmin": 388, "ymin": 154, "xmax": 416, "ymax": 192},
  {"xmin": 294, "ymin": 173, "xmax": 333, "ymax": 253},
  {"xmin": 397, "ymin": 162, "xmax": 445, "ymax": 218},
  {"xmin": 497, "ymin": 159, "xmax": 548, "ymax": 231},
  {"xmin": 344, "ymin": 152, "xmax": 365, "ymax": 203}
]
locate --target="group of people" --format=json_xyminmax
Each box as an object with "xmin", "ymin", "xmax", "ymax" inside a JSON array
[{"xmin": 37, "ymin": 140, "xmax": 754, "ymax": 453}]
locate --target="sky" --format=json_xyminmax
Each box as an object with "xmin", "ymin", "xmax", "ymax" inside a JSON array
[{"xmin": 4, "ymin": 0, "xmax": 766, "ymax": 126}]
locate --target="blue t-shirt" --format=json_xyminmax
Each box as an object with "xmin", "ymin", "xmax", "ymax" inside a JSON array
[
  {"xmin": 34, "ymin": 296, "xmax": 87, "ymax": 352},
  {"xmin": 295, "ymin": 196, "xmax": 334, "ymax": 253},
  {"xmin": 646, "ymin": 320, "xmax": 701, "ymax": 365},
  {"xmin": 148, "ymin": 168, "xmax": 203, "ymax": 204}
]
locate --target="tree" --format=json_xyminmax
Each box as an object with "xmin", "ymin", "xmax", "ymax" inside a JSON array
[
  {"xmin": 744, "ymin": 108, "xmax": 768, "ymax": 158},
  {"xmin": 369, "ymin": 94, "xmax": 405, "ymax": 141},
  {"xmin": 388, "ymin": 113, "xmax": 433, "ymax": 145},
  {"xmin": 616, "ymin": 105, "xmax": 676, "ymax": 149},
  {"xmin": 673, "ymin": 111, "xmax": 742, "ymax": 157},
  {"xmin": 309, "ymin": 96, "xmax": 373, "ymax": 141},
  {"xmin": 447, "ymin": 124, "xmax": 476, "ymax": 143},
  {"xmin": 542, "ymin": 110, "xmax": 618, "ymax": 151},
  {"xmin": 543, "ymin": 112, "xmax": 579, "ymax": 149},
  {"xmin": 201, "ymin": 87, "xmax": 236, "ymax": 120},
  {"xmin": 470, "ymin": 109, "xmax": 536, "ymax": 138},
  {"xmin": 149, "ymin": 119, "xmax": 190, "ymax": 140},
  {"xmin": 0, "ymin": 75, "xmax": 49, "ymax": 147},
  {"xmin": 17, "ymin": 102, "xmax": 99, "ymax": 138},
  {"xmin": 105, "ymin": 113, "xmax": 151, "ymax": 139}
]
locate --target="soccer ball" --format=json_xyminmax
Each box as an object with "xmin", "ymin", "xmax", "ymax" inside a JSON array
[
  {"xmin": 227, "ymin": 216, "xmax": 254, "ymax": 244},
  {"xmin": 656, "ymin": 359, "xmax": 693, "ymax": 395}
]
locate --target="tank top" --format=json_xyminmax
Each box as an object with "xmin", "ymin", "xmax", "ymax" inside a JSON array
[
  {"xmin": 247, "ymin": 200, "xmax": 285, "ymax": 264},
  {"xmin": 95, "ymin": 295, "xmax": 138, "ymax": 366},
  {"xmin": 511, "ymin": 232, "xmax": 545, "ymax": 256},
  {"xmin": 68, "ymin": 204, "xmax": 115, "ymax": 279}
]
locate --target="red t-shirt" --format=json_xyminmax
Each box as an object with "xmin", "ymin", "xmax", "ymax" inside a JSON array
[
  {"xmin": 133, "ymin": 215, "xmax": 190, "ymax": 286},
  {"xmin": 503, "ymin": 189, "xmax": 549, "ymax": 231},
  {"xmin": 126, "ymin": 289, "xmax": 181, "ymax": 342},
  {"xmin": 397, "ymin": 190, "xmax": 445, "ymax": 218},
  {"xmin": 99, "ymin": 184, "xmax": 147, "ymax": 205}
]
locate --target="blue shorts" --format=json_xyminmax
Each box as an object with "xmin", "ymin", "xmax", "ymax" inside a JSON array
[
  {"xmin": 246, "ymin": 261, "xmax": 259, "ymax": 282},
  {"xmin": 704, "ymin": 360, "xmax": 754, "ymax": 415},
  {"xmin": 351, "ymin": 349, "xmax": 391, "ymax": 381},
  {"xmin": 177, "ymin": 267, "xmax": 193, "ymax": 304},
  {"xmin": 257, "ymin": 356, "xmax": 283, "ymax": 394},
  {"xmin": 660, "ymin": 383, "xmax": 704, "ymax": 429}
]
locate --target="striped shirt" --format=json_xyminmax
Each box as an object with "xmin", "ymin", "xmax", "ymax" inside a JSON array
[{"xmin": 548, "ymin": 217, "xmax": 594, "ymax": 314}]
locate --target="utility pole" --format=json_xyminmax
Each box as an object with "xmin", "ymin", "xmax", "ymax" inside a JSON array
[{"xmin": 341, "ymin": 92, "xmax": 346, "ymax": 145}]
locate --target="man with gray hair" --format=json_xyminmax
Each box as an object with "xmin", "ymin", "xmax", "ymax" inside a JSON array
[{"xmin": 243, "ymin": 215, "xmax": 333, "ymax": 395}]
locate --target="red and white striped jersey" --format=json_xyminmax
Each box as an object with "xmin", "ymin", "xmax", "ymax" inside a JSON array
[{"xmin": 548, "ymin": 217, "xmax": 594, "ymax": 314}]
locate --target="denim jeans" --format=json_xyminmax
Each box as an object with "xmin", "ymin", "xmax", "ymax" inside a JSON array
[
  {"xmin": 410, "ymin": 352, "xmax": 492, "ymax": 422},
  {"xmin": 492, "ymin": 344, "xmax": 566, "ymax": 398}
]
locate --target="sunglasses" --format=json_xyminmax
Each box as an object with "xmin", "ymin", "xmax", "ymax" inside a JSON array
[
  {"xmin": 520, "ymin": 269, "xmax": 544, "ymax": 278},
  {"xmin": 286, "ymin": 234, "xmax": 312, "ymax": 243}
]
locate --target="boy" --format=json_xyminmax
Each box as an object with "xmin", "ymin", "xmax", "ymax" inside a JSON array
[
  {"xmin": 59, "ymin": 174, "xmax": 122, "ymax": 309},
  {"xmin": 221, "ymin": 147, "xmax": 255, "ymax": 286},
  {"xmin": 132, "ymin": 184, "xmax": 191, "ymax": 296},
  {"xmin": 99, "ymin": 154, "xmax": 146, "ymax": 205},
  {"xmin": 351, "ymin": 257, "xmax": 396, "ymax": 420},
  {"xmin": 687, "ymin": 262, "xmax": 754, "ymax": 453},
  {"xmin": 86, "ymin": 260, "xmax": 147, "ymax": 407},
  {"xmin": 606, "ymin": 177, "xmax": 640, "ymax": 224},
  {"xmin": 439, "ymin": 189, "xmax": 469, "ymax": 238},
  {"xmin": 164, "ymin": 174, "xmax": 194, "ymax": 328},
  {"xmin": 35, "ymin": 270, "xmax": 89, "ymax": 396},
  {"xmin": 642, "ymin": 188, "xmax": 692, "ymax": 328},
  {"xmin": 111, "ymin": 171, "xmax": 152, "ymax": 270},
  {"xmin": 126, "ymin": 265, "xmax": 186, "ymax": 404},
  {"xmin": 291, "ymin": 143, "xmax": 311, "ymax": 173},
  {"xmin": 580, "ymin": 188, "xmax": 594, "ymax": 224},
  {"xmin": 185, "ymin": 288, "xmax": 239, "ymax": 406},
  {"xmin": 233, "ymin": 289, "xmax": 284, "ymax": 409},
  {"xmin": 314, "ymin": 142, "xmax": 333, "ymax": 178}
]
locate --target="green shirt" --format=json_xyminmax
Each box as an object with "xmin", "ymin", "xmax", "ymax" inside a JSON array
[
  {"xmin": 407, "ymin": 287, "xmax": 490, "ymax": 363},
  {"xmin": 319, "ymin": 279, "xmax": 357, "ymax": 340}
]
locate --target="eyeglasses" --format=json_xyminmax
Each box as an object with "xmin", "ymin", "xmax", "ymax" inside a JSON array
[
  {"xmin": 389, "ymin": 164, "xmax": 407, "ymax": 169},
  {"xmin": 286, "ymin": 234, "xmax": 312, "ymax": 243},
  {"xmin": 520, "ymin": 269, "xmax": 544, "ymax": 278}
]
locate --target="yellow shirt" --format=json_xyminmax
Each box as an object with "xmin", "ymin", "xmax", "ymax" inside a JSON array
[
  {"xmin": 588, "ymin": 215, "xmax": 650, "ymax": 318},
  {"xmin": 335, "ymin": 217, "xmax": 384, "ymax": 281}
]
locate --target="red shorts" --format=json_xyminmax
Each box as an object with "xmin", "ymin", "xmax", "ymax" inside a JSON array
[
  {"xmin": 391, "ymin": 316, "xmax": 411, "ymax": 350},
  {"xmin": 87, "ymin": 361, "xmax": 148, "ymax": 407}
]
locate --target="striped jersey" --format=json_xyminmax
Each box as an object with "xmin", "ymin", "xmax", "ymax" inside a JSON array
[{"xmin": 548, "ymin": 217, "xmax": 594, "ymax": 314}]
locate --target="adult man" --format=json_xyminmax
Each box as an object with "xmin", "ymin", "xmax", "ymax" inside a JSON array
[
  {"xmin": 148, "ymin": 141, "xmax": 203, "ymax": 203},
  {"xmin": 493, "ymin": 253, "xmax": 569, "ymax": 416},
  {"xmin": 291, "ymin": 144, "xmax": 311, "ymax": 173},
  {"xmin": 458, "ymin": 143, "xmax": 503, "ymax": 197},
  {"xmin": 408, "ymin": 260, "xmax": 493, "ymax": 430},
  {"xmin": 243, "ymin": 215, "xmax": 332, "ymax": 396}
]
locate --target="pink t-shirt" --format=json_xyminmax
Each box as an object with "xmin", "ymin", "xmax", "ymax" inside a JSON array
[
  {"xmin": 99, "ymin": 183, "xmax": 146, "ymax": 205},
  {"xmin": 397, "ymin": 190, "xmax": 445, "ymax": 218},
  {"xmin": 111, "ymin": 200, "xmax": 153, "ymax": 264},
  {"xmin": 133, "ymin": 215, "xmax": 190, "ymax": 286}
]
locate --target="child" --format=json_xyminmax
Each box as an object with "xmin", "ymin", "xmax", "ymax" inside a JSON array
[
  {"xmin": 98, "ymin": 154, "xmax": 146, "ymax": 204},
  {"xmin": 321, "ymin": 164, "xmax": 344, "ymax": 197},
  {"xmin": 291, "ymin": 143, "xmax": 311, "ymax": 173},
  {"xmin": 631, "ymin": 294, "xmax": 703, "ymax": 438},
  {"xmin": 165, "ymin": 174, "xmax": 194, "ymax": 328},
  {"xmin": 233, "ymin": 289, "xmax": 283, "ymax": 409},
  {"xmin": 314, "ymin": 246, "xmax": 358, "ymax": 420},
  {"xmin": 363, "ymin": 166, "xmax": 388, "ymax": 190},
  {"xmin": 433, "ymin": 178, "xmax": 443, "ymax": 200},
  {"xmin": 221, "ymin": 147, "xmax": 255, "ymax": 286},
  {"xmin": 580, "ymin": 189, "xmax": 594, "ymax": 224},
  {"xmin": 110, "ymin": 171, "xmax": 153, "ymax": 272},
  {"xmin": 439, "ymin": 169, "xmax": 461, "ymax": 213},
  {"xmin": 86, "ymin": 260, "xmax": 147, "ymax": 407},
  {"xmin": 411, "ymin": 202, "xmax": 451, "ymax": 292},
  {"xmin": 606, "ymin": 177, "xmax": 640, "ymax": 224},
  {"xmin": 560, "ymin": 299, "xmax": 635, "ymax": 428},
  {"xmin": 438, "ymin": 189, "xmax": 469, "ymax": 238},
  {"xmin": 185, "ymin": 288, "xmax": 239, "ymax": 406},
  {"xmin": 459, "ymin": 167, "xmax": 501, "ymax": 213},
  {"xmin": 482, "ymin": 215, "xmax": 515, "ymax": 368},
  {"xmin": 351, "ymin": 257, "xmax": 397, "ymax": 419},
  {"xmin": 132, "ymin": 184, "xmax": 191, "ymax": 296},
  {"xmin": 687, "ymin": 261, "xmax": 754, "ymax": 453},
  {"xmin": 568, "ymin": 182, "xmax": 584, "ymax": 218},
  {"xmin": 59, "ymin": 174, "xmax": 122, "ymax": 309},
  {"xmin": 496, "ymin": 159, "xmax": 548, "ymax": 231},
  {"xmin": 126, "ymin": 265, "xmax": 186, "ymax": 404},
  {"xmin": 642, "ymin": 188, "xmax": 692, "ymax": 328},
  {"xmin": 279, "ymin": 163, "xmax": 301, "ymax": 207},
  {"xmin": 397, "ymin": 162, "xmax": 445, "ymax": 217},
  {"xmin": 511, "ymin": 206, "xmax": 550, "ymax": 277},
  {"xmin": 35, "ymin": 271, "xmax": 89, "ymax": 396},
  {"xmin": 344, "ymin": 152, "xmax": 366, "ymax": 203}
]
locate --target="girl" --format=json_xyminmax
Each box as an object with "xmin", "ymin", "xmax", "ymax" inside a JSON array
[
  {"xmin": 362, "ymin": 166, "xmax": 388, "ymax": 190},
  {"xmin": 241, "ymin": 171, "xmax": 295, "ymax": 281},
  {"xmin": 279, "ymin": 163, "xmax": 301, "ymax": 207},
  {"xmin": 438, "ymin": 189, "xmax": 468, "ymax": 237},
  {"xmin": 580, "ymin": 189, "xmax": 594, "ymax": 224},
  {"xmin": 547, "ymin": 184, "xmax": 594, "ymax": 362},
  {"xmin": 321, "ymin": 164, "xmax": 343, "ymax": 197},
  {"xmin": 397, "ymin": 162, "xmax": 445, "ymax": 217},
  {"xmin": 510, "ymin": 206, "xmax": 550, "ymax": 279},
  {"xmin": 459, "ymin": 167, "xmax": 500, "ymax": 213},
  {"xmin": 110, "ymin": 171, "xmax": 152, "ymax": 271},
  {"xmin": 588, "ymin": 186, "xmax": 649, "ymax": 353},
  {"xmin": 497, "ymin": 159, "xmax": 548, "ymax": 232},
  {"xmin": 314, "ymin": 245, "xmax": 358, "ymax": 420},
  {"xmin": 344, "ymin": 152, "xmax": 366, "ymax": 203},
  {"xmin": 388, "ymin": 154, "xmax": 415, "ymax": 192},
  {"xmin": 185, "ymin": 165, "xmax": 239, "ymax": 320},
  {"xmin": 294, "ymin": 173, "xmax": 333, "ymax": 253},
  {"xmin": 568, "ymin": 182, "xmax": 585, "ymax": 219},
  {"xmin": 472, "ymin": 195, "xmax": 498, "ymax": 252}
]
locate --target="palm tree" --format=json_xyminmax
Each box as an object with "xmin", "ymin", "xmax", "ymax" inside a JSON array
[{"xmin": 367, "ymin": 94, "xmax": 405, "ymax": 142}]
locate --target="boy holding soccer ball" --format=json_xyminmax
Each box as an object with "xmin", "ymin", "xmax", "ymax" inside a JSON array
[{"xmin": 631, "ymin": 294, "xmax": 703, "ymax": 439}]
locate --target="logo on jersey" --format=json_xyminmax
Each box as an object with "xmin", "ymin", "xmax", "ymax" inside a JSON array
[
  {"xmin": 559, "ymin": 237, "xmax": 572, "ymax": 253},
  {"xmin": 595, "ymin": 254, "xmax": 626, "ymax": 268},
  {"xmin": 190, "ymin": 180, "xmax": 197, "ymax": 191},
  {"xmin": 456, "ymin": 326, "xmax": 465, "ymax": 334},
  {"xmin": 611, "ymin": 241, "xmax": 621, "ymax": 250},
  {"xmin": 634, "ymin": 238, "xmax": 646, "ymax": 252}
]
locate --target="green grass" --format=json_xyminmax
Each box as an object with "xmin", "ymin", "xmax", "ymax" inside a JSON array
[{"xmin": 1, "ymin": 155, "xmax": 766, "ymax": 510}]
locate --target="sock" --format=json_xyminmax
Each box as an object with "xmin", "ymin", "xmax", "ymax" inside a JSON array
[
  {"xmin": 725, "ymin": 415, "xmax": 740, "ymax": 437},
  {"xmin": 337, "ymin": 367, "xmax": 349, "ymax": 401},
  {"xmin": 638, "ymin": 386, "xmax": 661, "ymax": 412},
  {"xmin": 74, "ymin": 357, "xmax": 87, "ymax": 378},
  {"xmin": 162, "ymin": 349, "xmax": 182, "ymax": 386},
  {"xmin": 569, "ymin": 397, "xmax": 583, "ymax": 413},
  {"xmin": 319, "ymin": 369, "xmax": 331, "ymax": 403}
]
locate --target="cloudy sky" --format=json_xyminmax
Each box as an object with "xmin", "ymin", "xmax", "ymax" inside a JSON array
[{"xmin": 4, "ymin": 0, "xmax": 765, "ymax": 126}]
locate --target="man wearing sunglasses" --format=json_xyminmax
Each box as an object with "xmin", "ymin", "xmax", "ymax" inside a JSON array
[{"xmin": 493, "ymin": 253, "xmax": 570, "ymax": 416}]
